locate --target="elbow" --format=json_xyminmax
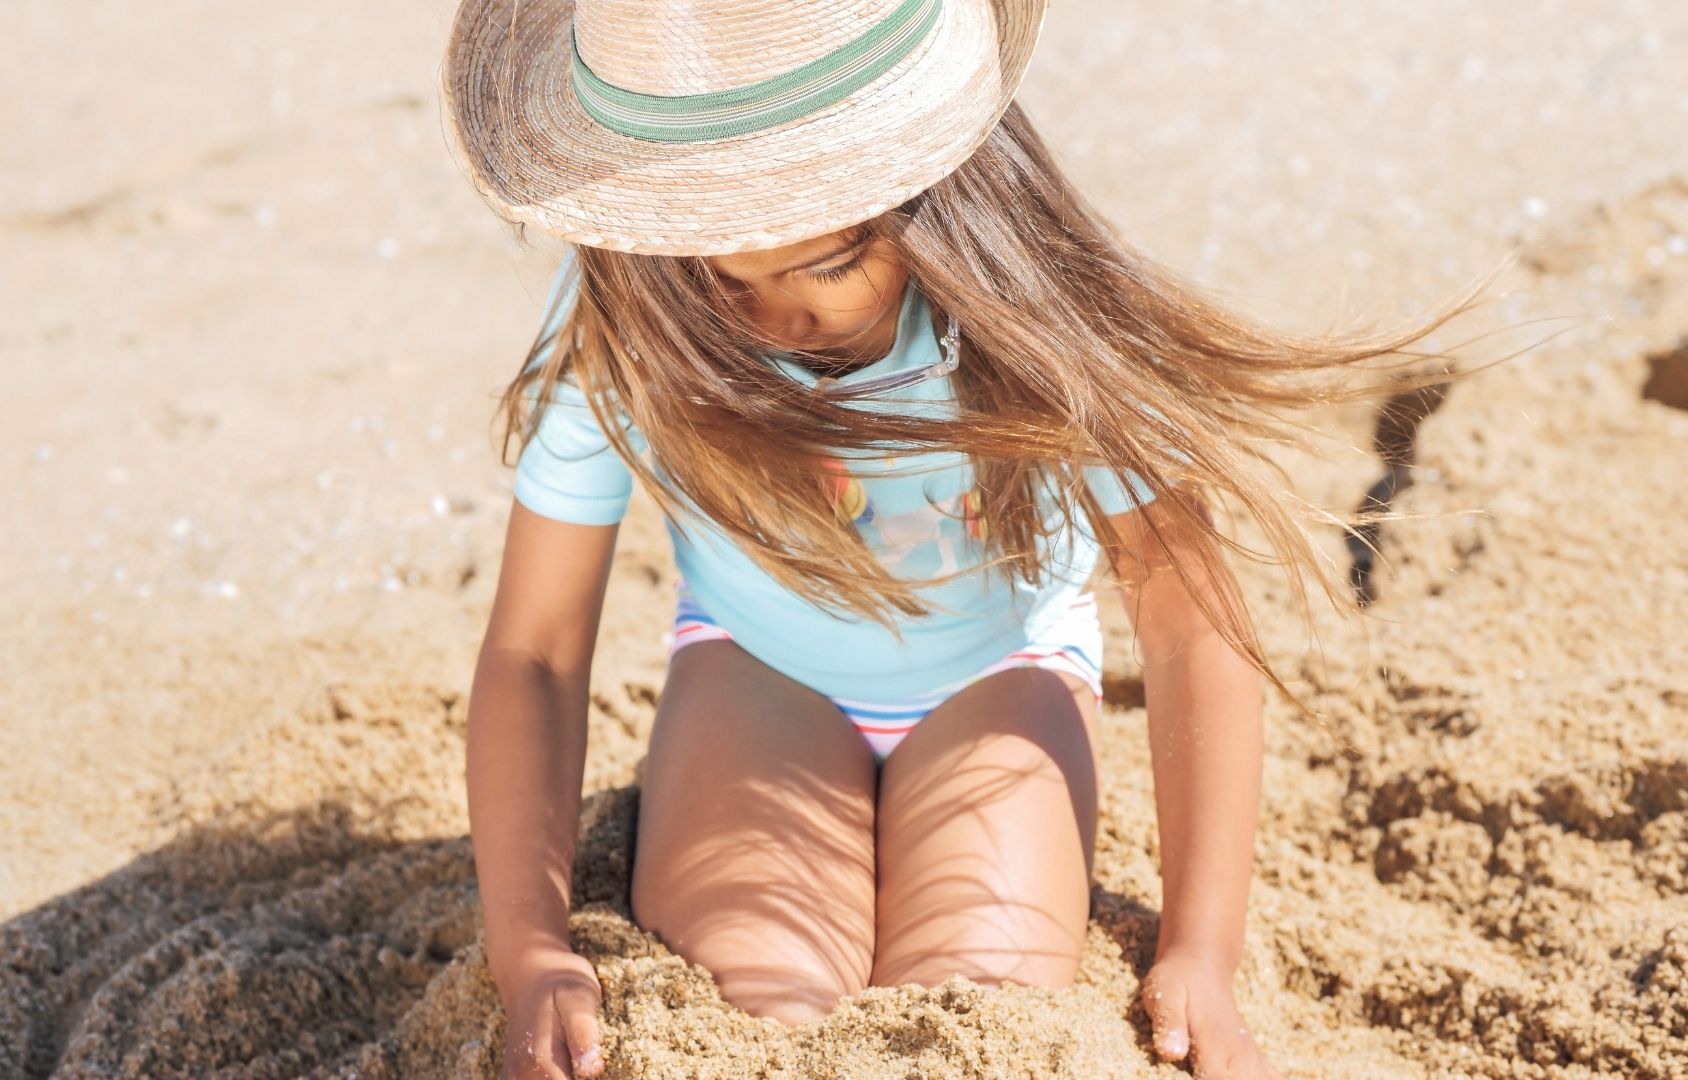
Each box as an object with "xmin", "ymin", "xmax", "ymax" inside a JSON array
[{"xmin": 1116, "ymin": 573, "xmax": 1236, "ymax": 668}]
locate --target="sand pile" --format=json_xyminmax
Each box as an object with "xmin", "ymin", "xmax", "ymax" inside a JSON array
[{"xmin": 4, "ymin": 2, "xmax": 1685, "ymax": 1077}]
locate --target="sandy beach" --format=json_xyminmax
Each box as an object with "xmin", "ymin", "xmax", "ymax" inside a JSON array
[{"xmin": 3, "ymin": 2, "xmax": 1685, "ymax": 1076}]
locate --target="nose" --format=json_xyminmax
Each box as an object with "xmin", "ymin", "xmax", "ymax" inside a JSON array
[{"xmin": 735, "ymin": 290, "xmax": 813, "ymax": 346}]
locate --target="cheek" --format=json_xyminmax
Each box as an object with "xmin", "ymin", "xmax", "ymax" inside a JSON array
[
  {"xmin": 821, "ymin": 265, "xmax": 905, "ymax": 328},
  {"xmin": 822, "ymin": 282, "xmax": 884, "ymax": 324}
]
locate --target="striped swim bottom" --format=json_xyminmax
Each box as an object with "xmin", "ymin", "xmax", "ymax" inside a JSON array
[{"xmin": 665, "ymin": 577, "xmax": 1104, "ymax": 765}]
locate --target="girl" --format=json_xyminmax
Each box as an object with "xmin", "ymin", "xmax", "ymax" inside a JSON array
[{"xmin": 442, "ymin": 1, "xmax": 1494, "ymax": 1076}]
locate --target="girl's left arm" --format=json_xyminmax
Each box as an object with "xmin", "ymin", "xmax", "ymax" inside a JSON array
[
  {"xmin": 1103, "ymin": 500, "xmax": 1282, "ymax": 1080},
  {"xmin": 1129, "ymin": 508, "xmax": 1261, "ymax": 971}
]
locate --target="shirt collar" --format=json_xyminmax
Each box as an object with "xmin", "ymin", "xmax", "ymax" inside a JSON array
[{"xmin": 763, "ymin": 276, "xmax": 933, "ymax": 391}]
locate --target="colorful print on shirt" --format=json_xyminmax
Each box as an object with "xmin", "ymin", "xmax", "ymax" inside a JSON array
[
  {"xmin": 821, "ymin": 457, "xmax": 874, "ymax": 526},
  {"xmin": 821, "ymin": 455, "xmax": 994, "ymax": 580}
]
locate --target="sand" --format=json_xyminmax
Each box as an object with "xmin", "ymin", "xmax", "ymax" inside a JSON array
[{"xmin": 3, "ymin": 2, "xmax": 1685, "ymax": 1077}]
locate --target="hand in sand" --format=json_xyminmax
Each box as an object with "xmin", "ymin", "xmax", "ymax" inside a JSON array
[
  {"xmin": 1139, "ymin": 950, "xmax": 1282, "ymax": 1079},
  {"xmin": 501, "ymin": 951, "xmax": 606, "ymax": 1079}
]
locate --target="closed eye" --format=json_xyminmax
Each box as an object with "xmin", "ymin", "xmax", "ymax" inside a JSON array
[{"xmin": 809, "ymin": 251, "xmax": 865, "ymax": 283}]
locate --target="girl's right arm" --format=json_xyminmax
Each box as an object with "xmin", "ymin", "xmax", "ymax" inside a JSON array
[{"xmin": 468, "ymin": 500, "xmax": 619, "ymax": 1079}]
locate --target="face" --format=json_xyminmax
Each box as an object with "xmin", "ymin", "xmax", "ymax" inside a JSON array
[{"xmin": 705, "ymin": 225, "xmax": 908, "ymax": 364}]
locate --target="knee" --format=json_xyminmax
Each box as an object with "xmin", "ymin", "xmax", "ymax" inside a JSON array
[
  {"xmin": 631, "ymin": 885, "xmax": 869, "ymax": 1024},
  {"xmin": 716, "ymin": 967, "xmax": 856, "ymax": 1025},
  {"xmin": 872, "ymin": 950, "xmax": 1081, "ymax": 992},
  {"xmin": 870, "ymin": 913, "xmax": 1086, "ymax": 991},
  {"xmin": 692, "ymin": 941, "xmax": 868, "ymax": 1024}
]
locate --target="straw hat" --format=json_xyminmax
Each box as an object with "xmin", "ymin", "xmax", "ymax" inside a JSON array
[{"xmin": 440, "ymin": 0, "xmax": 1052, "ymax": 256}]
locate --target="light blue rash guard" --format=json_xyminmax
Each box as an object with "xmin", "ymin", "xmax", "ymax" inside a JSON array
[{"xmin": 511, "ymin": 246, "xmax": 1158, "ymax": 699}]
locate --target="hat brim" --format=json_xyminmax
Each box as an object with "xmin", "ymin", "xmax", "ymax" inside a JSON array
[{"xmin": 441, "ymin": 0, "xmax": 1050, "ymax": 255}]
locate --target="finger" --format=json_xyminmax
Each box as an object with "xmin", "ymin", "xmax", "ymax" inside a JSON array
[
  {"xmin": 1189, "ymin": 1037, "xmax": 1231, "ymax": 1080},
  {"xmin": 504, "ymin": 1014, "xmax": 569, "ymax": 1080},
  {"xmin": 1235, "ymin": 1029, "xmax": 1276, "ymax": 1080},
  {"xmin": 1200, "ymin": 1026, "xmax": 1263, "ymax": 1080},
  {"xmin": 1235, "ymin": 1035, "xmax": 1282, "ymax": 1080},
  {"xmin": 1141, "ymin": 974, "xmax": 1190, "ymax": 1061},
  {"xmin": 553, "ymin": 988, "xmax": 606, "ymax": 1079}
]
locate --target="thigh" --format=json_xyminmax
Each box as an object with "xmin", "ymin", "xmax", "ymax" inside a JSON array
[
  {"xmin": 631, "ymin": 639, "xmax": 879, "ymax": 1024},
  {"xmin": 870, "ymin": 665, "xmax": 1102, "ymax": 989}
]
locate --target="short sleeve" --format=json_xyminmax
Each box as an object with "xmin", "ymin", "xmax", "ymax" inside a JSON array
[
  {"xmin": 1084, "ymin": 462, "xmax": 1158, "ymax": 516},
  {"xmin": 1080, "ymin": 400, "xmax": 1197, "ymax": 516},
  {"xmin": 511, "ymin": 247, "xmax": 637, "ymax": 526}
]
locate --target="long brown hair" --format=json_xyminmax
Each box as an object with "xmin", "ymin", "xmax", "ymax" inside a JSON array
[{"xmin": 495, "ymin": 100, "xmax": 1530, "ymax": 715}]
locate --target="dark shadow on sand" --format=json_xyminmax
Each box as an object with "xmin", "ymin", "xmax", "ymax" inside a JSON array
[{"xmin": 0, "ymin": 789, "xmax": 640, "ymax": 1079}]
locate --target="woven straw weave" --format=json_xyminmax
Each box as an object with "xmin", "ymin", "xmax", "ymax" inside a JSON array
[{"xmin": 441, "ymin": 0, "xmax": 1050, "ymax": 255}]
